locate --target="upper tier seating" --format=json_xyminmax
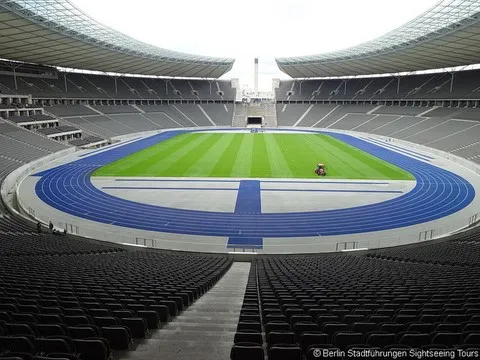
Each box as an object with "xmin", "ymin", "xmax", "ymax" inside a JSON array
[
  {"xmin": 276, "ymin": 69, "xmax": 480, "ymax": 101},
  {"xmin": 0, "ymin": 73, "xmax": 236, "ymax": 101}
]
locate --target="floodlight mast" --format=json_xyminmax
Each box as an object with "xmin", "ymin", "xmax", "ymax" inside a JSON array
[{"xmin": 254, "ymin": 58, "xmax": 259, "ymax": 97}]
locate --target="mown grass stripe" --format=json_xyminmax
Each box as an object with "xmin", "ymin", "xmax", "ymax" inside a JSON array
[
  {"xmin": 230, "ymin": 134, "xmax": 254, "ymax": 178},
  {"xmin": 264, "ymin": 134, "xmax": 293, "ymax": 178},
  {"xmin": 211, "ymin": 134, "xmax": 244, "ymax": 177},
  {"xmin": 251, "ymin": 134, "xmax": 272, "ymax": 178}
]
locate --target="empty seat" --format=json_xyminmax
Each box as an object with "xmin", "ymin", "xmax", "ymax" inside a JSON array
[
  {"xmin": 36, "ymin": 324, "xmax": 67, "ymax": 337},
  {"xmin": 366, "ymin": 332, "xmax": 396, "ymax": 347},
  {"xmin": 234, "ymin": 331, "xmax": 262, "ymax": 345},
  {"xmin": 137, "ymin": 310, "xmax": 159, "ymax": 329},
  {"xmin": 37, "ymin": 314, "xmax": 63, "ymax": 324},
  {"xmin": 333, "ymin": 332, "xmax": 363, "ymax": 350},
  {"xmin": 101, "ymin": 326, "xmax": 131, "ymax": 350},
  {"xmin": 463, "ymin": 332, "xmax": 480, "ymax": 345},
  {"xmin": 399, "ymin": 333, "xmax": 431, "ymax": 347},
  {"xmin": 292, "ymin": 322, "xmax": 320, "ymax": 337},
  {"xmin": 265, "ymin": 322, "xmax": 290, "ymax": 334},
  {"xmin": 64, "ymin": 316, "xmax": 90, "ymax": 326},
  {"xmin": 299, "ymin": 331, "xmax": 329, "ymax": 351},
  {"xmin": 121, "ymin": 318, "xmax": 147, "ymax": 338},
  {"xmin": 237, "ymin": 321, "xmax": 261, "ymax": 332},
  {"xmin": 322, "ymin": 323, "xmax": 349, "ymax": 338},
  {"xmin": 351, "ymin": 322, "xmax": 376, "ymax": 334},
  {"xmin": 68, "ymin": 326, "xmax": 98, "ymax": 339},
  {"xmin": 269, "ymin": 344, "xmax": 303, "ymax": 360},
  {"xmin": 74, "ymin": 339, "xmax": 108, "ymax": 360},
  {"xmin": 5, "ymin": 323, "xmax": 35, "ymax": 336},
  {"xmin": 408, "ymin": 323, "xmax": 433, "ymax": 333},
  {"xmin": 431, "ymin": 332, "xmax": 462, "ymax": 346},
  {"xmin": 149, "ymin": 305, "xmax": 169, "ymax": 322},
  {"xmin": 93, "ymin": 317, "xmax": 118, "ymax": 327},
  {"xmin": 34, "ymin": 337, "xmax": 72, "ymax": 354},
  {"xmin": 266, "ymin": 330, "xmax": 296, "ymax": 347},
  {"xmin": 0, "ymin": 336, "xmax": 36, "ymax": 354},
  {"xmin": 230, "ymin": 342, "xmax": 264, "ymax": 360}
]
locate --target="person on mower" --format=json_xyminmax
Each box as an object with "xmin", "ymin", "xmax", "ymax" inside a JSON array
[{"xmin": 315, "ymin": 163, "xmax": 326, "ymax": 176}]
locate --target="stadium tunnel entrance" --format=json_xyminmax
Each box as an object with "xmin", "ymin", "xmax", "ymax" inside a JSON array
[{"xmin": 247, "ymin": 116, "xmax": 263, "ymax": 127}]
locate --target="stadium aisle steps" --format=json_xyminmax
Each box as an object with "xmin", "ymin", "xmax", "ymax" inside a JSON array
[{"xmin": 121, "ymin": 262, "xmax": 251, "ymax": 360}]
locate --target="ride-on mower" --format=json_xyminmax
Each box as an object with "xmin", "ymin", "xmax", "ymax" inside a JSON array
[{"xmin": 314, "ymin": 163, "xmax": 326, "ymax": 176}]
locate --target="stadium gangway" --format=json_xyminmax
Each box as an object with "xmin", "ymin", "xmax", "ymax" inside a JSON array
[
  {"xmin": 418, "ymin": 229, "xmax": 435, "ymax": 242},
  {"xmin": 468, "ymin": 213, "xmax": 480, "ymax": 226},
  {"xmin": 65, "ymin": 223, "xmax": 79, "ymax": 235},
  {"xmin": 335, "ymin": 241, "xmax": 358, "ymax": 251},
  {"xmin": 135, "ymin": 237, "xmax": 156, "ymax": 247}
]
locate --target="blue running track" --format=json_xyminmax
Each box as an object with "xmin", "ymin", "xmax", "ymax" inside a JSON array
[{"xmin": 33, "ymin": 129, "xmax": 475, "ymax": 241}]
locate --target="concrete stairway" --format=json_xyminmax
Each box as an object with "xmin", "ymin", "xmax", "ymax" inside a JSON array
[
  {"xmin": 121, "ymin": 262, "xmax": 251, "ymax": 360},
  {"xmin": 232, "ymin": 102, "xmax": 248, "ymax": 127},
  {"xmin": 262, "ymin": 103, "xmax": 278, "ymax": 127}
]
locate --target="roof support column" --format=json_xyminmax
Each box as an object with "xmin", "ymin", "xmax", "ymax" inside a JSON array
[
  {"xmin": 64, "ymin": 72, "xmax": 68, "ymax": 93},
  {"xmin": 396, "ymin": 77, "xmax": 401, "ymax": 95},
  {"xmin": 9, "ymin": 62, "xmax": 23, "ymax": 91},
  {"xmin": 450, "ymin": 72, "xmax": 455, "ymax": 93},
  {"xmin": 298, "ymin": 80, "xmax": 304, "ymax": 96},
  {"xmin": 208, "ymin": 79, "xmax": 213, "ymax": 95}
]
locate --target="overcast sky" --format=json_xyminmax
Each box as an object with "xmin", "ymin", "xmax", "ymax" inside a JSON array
[{"xmin": 71, "ymin": 0, "xmax": 439, "ymax": 91}]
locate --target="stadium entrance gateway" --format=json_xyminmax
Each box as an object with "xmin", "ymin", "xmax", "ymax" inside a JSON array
[{"xmin": 247, "ymin": 116, "xmax": 263, "ymax": 127}]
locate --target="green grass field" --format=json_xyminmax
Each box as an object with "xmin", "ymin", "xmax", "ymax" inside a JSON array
[{"xmin": 92, "ymin": 133, "xmax": 414, "ymax": 180}]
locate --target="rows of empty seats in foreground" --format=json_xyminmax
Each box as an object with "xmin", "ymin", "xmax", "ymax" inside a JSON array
[
  {"xmin": 231, "ymin": 233, "xmax": 480, "ymax": 360},
  {"xmin": 0, "ymin": 225, "xmax": 232, "ymax": 359}
]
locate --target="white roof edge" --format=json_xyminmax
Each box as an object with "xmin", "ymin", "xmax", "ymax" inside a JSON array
[
  {"xmin": 275, "ymin": 0, "xmax": 480, "ymax": 65},
  {"xmin": 1, "ymin": 0, "xmax": 234, "ymax": 67}
]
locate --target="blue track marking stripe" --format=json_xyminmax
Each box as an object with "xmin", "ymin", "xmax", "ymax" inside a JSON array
[
  {"xmin": 234, "ymin": 180, "xmax": 262, "ymax": 215},
  {"xmin": 102, "ymin": 186, "xmax": 402, "ymax": 194},
  {"xmin": 113, "ymin": 178, "xmax": 390, "ymax": 185},
  {"xmin": 114, "ymin": 178, "xmax": 240, "ymax": 183},
  {"xmin": 263, "ymin": 189, "xmax": 403, "ymax": 194},
  {"xmin": 103, "ymin": 187, "xmax": 239, "ymax": 191},
  {"xmin": 260, "ymin": 180, "xmax": 390, "ymax": 185}
]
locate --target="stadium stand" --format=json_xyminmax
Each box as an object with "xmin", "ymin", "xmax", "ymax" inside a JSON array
[
  {"xmin": 46, "ymin": 103, "xmax": 234, "ymax": 139},
  {"xmin": 231, "ymin": 245, "xmax": 480, "ymax": 359},
  {"xmin": 274, "ymin": 101, "xmax": 480, "ymax": 165},
  {"xmin": 275, "ymin": 69, "xmax": 480, "ymax": 101},
  {"xmin": 0, "ymin": 241, "xmax": 232, "ymax": 358},
  {"xmin": 0, "ymin": 72, "xmax": 235, "ymax": 102}
]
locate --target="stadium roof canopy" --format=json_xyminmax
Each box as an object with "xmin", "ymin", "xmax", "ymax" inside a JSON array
[
  {"xmin": 276, "ymin": 0, "xmax": 480, "ymax": 78},
  {"xmin": 0, "ymin": 0, "xmax": 234, "ymax": 78}
]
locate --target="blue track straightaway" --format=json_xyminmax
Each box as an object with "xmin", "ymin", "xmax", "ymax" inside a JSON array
[
  {"xmin": 228, "ymin": 180, "xmax": 263, "ymax": 249},
  {"xmin": 33, "ymin": 129, "xmax": 475, "ymax": 243}
]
